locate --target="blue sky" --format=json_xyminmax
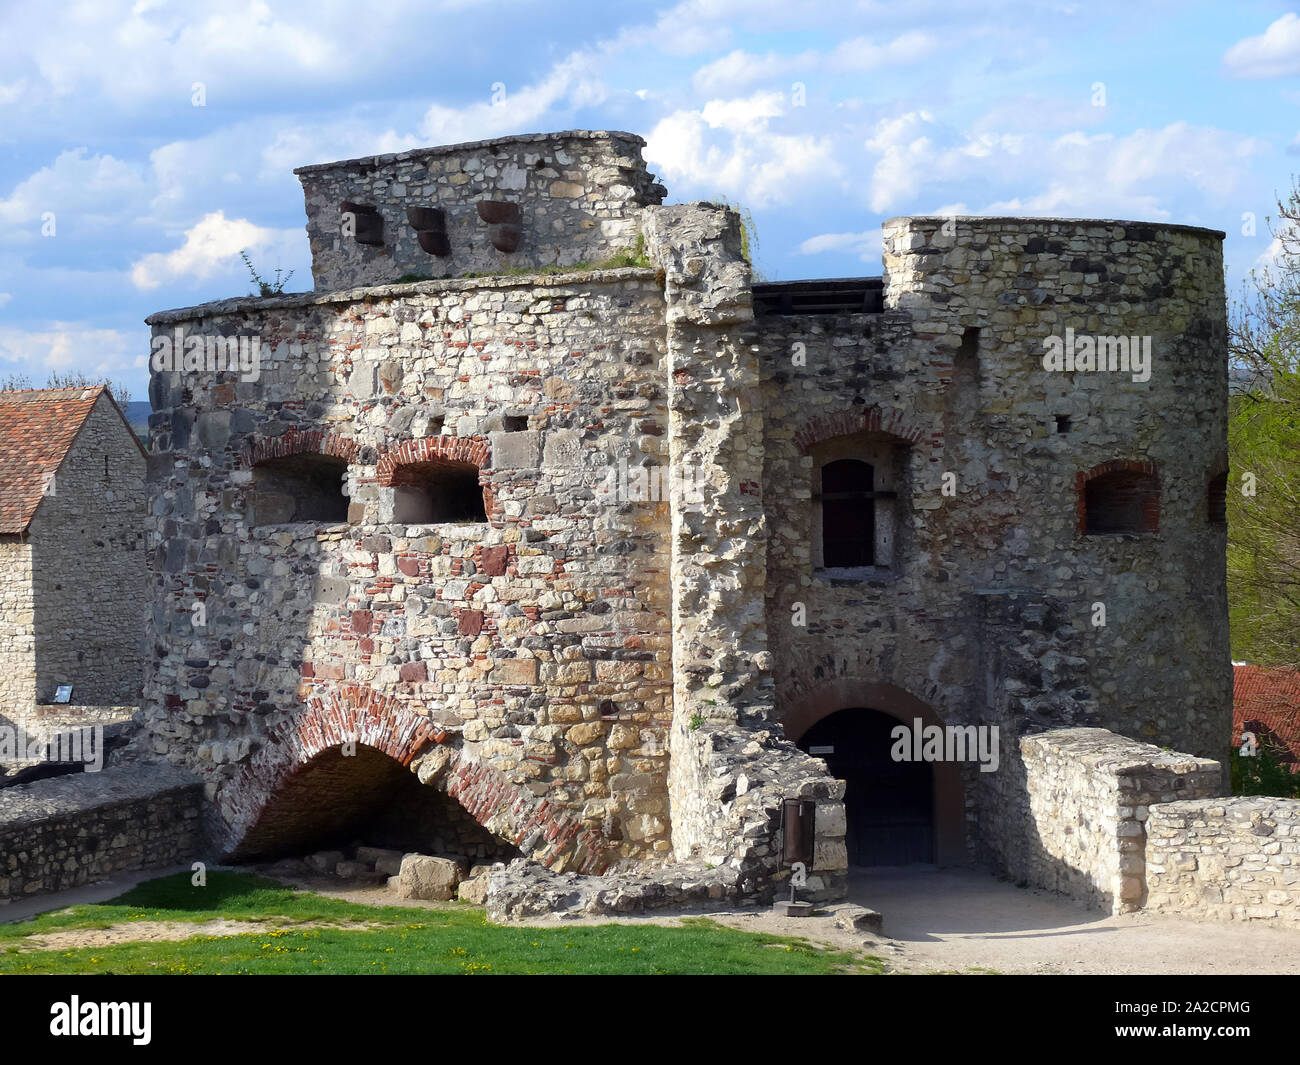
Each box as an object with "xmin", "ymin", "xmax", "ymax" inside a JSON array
[{"xmin": 3, "ymin": 0, "xmax": 1300, "ymax": 400}]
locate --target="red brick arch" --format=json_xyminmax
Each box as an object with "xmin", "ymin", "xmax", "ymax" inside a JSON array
[
  {"xmin": 219, "ymin": 683, "xmax": 618, "ymax": 873},
  {"xmin": 1075, "ymin": 459, "xmax": 1159, "ymax": 535},
  {"xmin": 376, "ymin": 436, "xmax": 490, "ymax": 485},
  {"xmin": 238, "ymin": 429, "xmax": 360, "ymax": 468},
  {"xmin": 794, "ymin": 407, "xmax": 938, "ymax": 454}
]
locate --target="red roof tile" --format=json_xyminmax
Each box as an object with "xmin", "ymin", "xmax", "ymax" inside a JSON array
[
  {"xmin": 1233, "ymin": 663, "xmax": 1300, "ymax": 767},
  {"xmin": 0, "ymin": 387, "xmax": 111, "ymax": 535}
]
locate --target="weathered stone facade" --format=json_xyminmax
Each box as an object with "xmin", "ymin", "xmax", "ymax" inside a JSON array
[
  {"xmin": 0, "ymin": 765, "xmax": 203, "ymax": 904},
  {"xmin": 297, "ymin": 130, "xmax": 664, "ymax": 291},
  {"xmin": 137, "ymin": 129, "xmax": 1234, "ymax": 914},
  {"xmin": 1146, "ymin": 797, "xmax": 1300, "ymax": 923},
  {"xmin": 0, "ymin": 390, "xmax": 148, "ymax": 728},
  {"xmin": 1016, "ymin": 728, "xmax": 1221, "ymax": 913}
]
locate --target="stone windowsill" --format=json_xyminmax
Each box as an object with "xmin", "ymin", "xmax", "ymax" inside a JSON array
[{"xmin": 814, "ymin": 565, "xmax": 903, "ymax": 586}]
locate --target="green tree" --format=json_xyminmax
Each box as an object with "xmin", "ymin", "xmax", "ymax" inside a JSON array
[
  {"xmin": 1228, "ymin": 178, "xmax": 1300, "ymax": 663},
  {"xmin": 1231, "ymin": 742, "xmax": 1300, "ymax": 797}
]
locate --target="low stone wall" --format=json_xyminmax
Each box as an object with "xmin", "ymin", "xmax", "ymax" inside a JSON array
[
  {"xmin": 0, "ymin": 765, "xmax": 205, "ymax": 904},
  {"xmin": 1018, "ymin": 728, "xmax": 1221, "ymax": 914},
  {"xmin": 1146, "ymin": 797, "xmax": 1300, "ymax": 923}
]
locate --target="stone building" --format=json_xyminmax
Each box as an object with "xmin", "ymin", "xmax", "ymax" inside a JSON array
[
  {"xmin": 139, "ymin": 129, "xmax": 1233, "ymax": 912},
  {"xmin": 0, "ymin": 386, "xmax": 148, "ymax": 724}
]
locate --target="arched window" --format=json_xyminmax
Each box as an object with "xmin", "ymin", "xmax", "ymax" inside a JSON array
[
  {"xmin": 251, "ymin": 453, "xmax": 348, "ymax": 525},
  {"xmin": 391, "ymin": 459, "xmax": 486, "ymax": 524},
  {"xmin": 811, "ymin": 431, "xmax": 907, "ymax": 576},
  {"xmin": 1081, "ymin": 465, "xmax": 1159, "ymax": 535}
]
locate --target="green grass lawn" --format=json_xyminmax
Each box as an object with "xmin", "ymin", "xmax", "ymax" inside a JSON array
[{"xmin": 0, "ymin": 871, "xmax": 883, "ymax": 975}]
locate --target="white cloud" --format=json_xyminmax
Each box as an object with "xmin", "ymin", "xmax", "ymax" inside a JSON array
[
  {"xmin": 691, "ymin": 32, "xmax": 939, "ymax": 94},
  {"xmin": 0, "ymin": 149, "xmax": 148, "ymax": 233},
  {"xmin": 647, "ymin": 90, "xmax": 841, "ymax": 207},
  {"xmin": 0, "ymin": 324, "xmax": 138, "ymax": 377},
  {"xmin": 419, "ymin": 52, "xmax": 609, "ymax": 145},
  {"xmin": 860, "ymin": 110, "xmax": 1265, "ymax": 218},
  {"xmin": 1223, "ymin": 13, "xmax": 1300, "ymax": 79},
  {"xmin": 129, "ymin": 211, "xmax": 300, "ymax": 289},
  {"xmin": 826, "ymin": 31, "xmax": 939, "ymax": 71},
  {"xmin": 797, "ymin": 230, "xmax": 882, "ymax": 263}
]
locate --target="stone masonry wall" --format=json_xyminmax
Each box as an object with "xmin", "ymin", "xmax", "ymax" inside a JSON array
[
  {"xmin": 0, "ymin": 765, "xmax": 204, "ymax": 904},
  {"xmin": 142, "ymin": 268, "xmax": 676, "ymax": 869},
  {"xmin": 877, "ymin": 216, "xmax": 1230, "ymax": 772},
  {"xmin": 1017, "ymin": 727, "xmax": 1221, "ymax": 913},
  {"xmin": 297, "ymin": 131, "xmax": 665, "ymax": 291},
  {"xmin": 0, "ymin": 538, "xmax": 35, "ymax": 721},
  {"xmin": 642, "ymin": 203, "xmax": 846, "ymax": 903},
  {"xmin": 29, "ymin": 394, "xmax": 148, "ymax": 706},
  {"xmin": 1146, "ymin": 797, "xmax": 1300, "ymax": 923},
  {"xmin": 756, "ymin": 216, "xmax": 1228, "ymax": 874}
]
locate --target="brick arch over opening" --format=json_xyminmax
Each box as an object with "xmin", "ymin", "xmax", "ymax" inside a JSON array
[
  {"xmin": 794, "ymin": 407, "xmax": 937, "ymax": 454},
  {"xmin": 219, "ymin": 683, "xmax": 618, "ymax": 873},
  {"xmin": 782, "ymin": 678, "xmax": 965, "ymax": 865},
  {"xmin": 376, "ymin": 437, "xmax": 490, "ymax": 485},
  {"xmin": 1075, "ymin": 459, "xmax": 1159, "ymax": 535},
  {"xmin": 238, "ymin": 429, "xmax": 360, "ymax": 468}
]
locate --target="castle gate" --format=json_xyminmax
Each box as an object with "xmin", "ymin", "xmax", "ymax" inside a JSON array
[{"xmin": 784, "ymin": 681, "xmax": 965, "ymax": 867}]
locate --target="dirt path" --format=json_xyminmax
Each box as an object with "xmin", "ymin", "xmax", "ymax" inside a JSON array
[{"xmin": 18, "ymin": 917, "xmax": 379, "ymax": 952}]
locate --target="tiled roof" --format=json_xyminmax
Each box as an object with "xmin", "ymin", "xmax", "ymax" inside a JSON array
[
  {"xmin": 1233, "ymin": 663, "xmax": 1300, "ymax": 766},
  {"xmin": 0, "ymin": 387, "xmax": 106, "ymax": 535}
]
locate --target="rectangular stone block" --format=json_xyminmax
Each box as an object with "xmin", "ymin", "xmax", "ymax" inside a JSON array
[{"xmin": 489, "ymin": 430, "xmax": 540, "ymax": 469}]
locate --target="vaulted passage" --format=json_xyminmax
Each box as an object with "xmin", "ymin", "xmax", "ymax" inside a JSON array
[
  {"xmin": 797, "ymin": 708, "xmax": 936, "ymax": 867},
  {"xmin": 230, "ymin": 744, "xmax": 516, "ymax": 863}
]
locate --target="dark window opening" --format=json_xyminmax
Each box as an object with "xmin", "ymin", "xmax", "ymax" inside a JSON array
[
  {"xmin": 1208, "ymin": 471, "xmax": 1227, "ymax": 526},
  {"xmin": 1055, "ymin": 414, "xmax": 1071, "ymax": 434},
  {"xmin": 251, "ymin": 453, "xmax": 348, "ymax": 525},
  {"xmin": 1084, "ymin": 469, "xmax": 1159, "ymax": 535},
  {"xmin": 820, "ymin": 459, "xmax": 877, "ymax": 566},
  {"xmin": 392, "ymin": 460, "xmax": 487, "ymax": 524},
  {"xmin": 428, "ymin": 415, "xmax": 445, "ymax": 435},
  {"xmin": 503, "ymin": 415, "xmax": 529, "ymax": 432},
  {"xmin": 958, "ymin": 327, "xmax": 980, "ymax": 361}
]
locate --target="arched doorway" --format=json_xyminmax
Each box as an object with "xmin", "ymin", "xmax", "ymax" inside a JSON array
[
  {"xmin": 797, "ymin": 708, "xmax": 935, "ymax": 866},
  {"xmin": 783, "ymin": 680, "xmax": 965, "ymax": 866}
]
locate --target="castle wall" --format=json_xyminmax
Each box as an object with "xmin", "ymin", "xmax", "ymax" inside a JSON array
[
  {"xmin": 296, "ymin": 131, "xmax": 664, "ymax": 291},
  {"xmin": 758, "ymin": 216, "xmax": 1230, "ymax": 871},
  {"xmin": 142, "ymin": 269, "xmax": 676, "ymax": 869},
  {"xmin": 643, "ymin": 203, "xmax": 847, "ymax": 902},
  {"xmin": 1146, "ymin": 796, "xmax": 1300, "ymax": 922},
  {"xmin": 29, "ymin": 396, "xmax": 148, "ymax": 706},
  {"xmin": 0, "ymin": 765, "xmax": 203, "ymax": 905},
  {"xmin": 1018, "ymin": 728, "xmax": 1221, "ymax": 913}
]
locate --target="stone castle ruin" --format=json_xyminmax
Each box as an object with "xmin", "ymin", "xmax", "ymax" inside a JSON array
[{"xmin": 6, "ymin": 128, "xmax": 1260, "ymax": 920}]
